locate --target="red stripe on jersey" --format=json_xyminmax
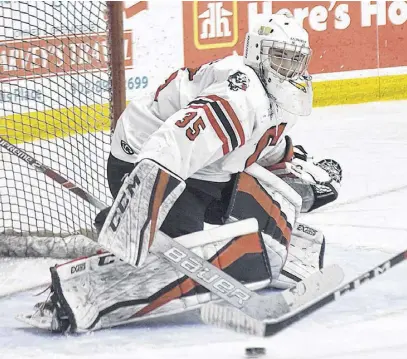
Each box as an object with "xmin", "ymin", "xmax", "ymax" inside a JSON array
[
  {"xmin": 189, "ymin": 104, "xmax": 230, "ymax": 154},
  {"xmin": 205, "ymin": 94, "xmax": 245, "ymax": 147}
]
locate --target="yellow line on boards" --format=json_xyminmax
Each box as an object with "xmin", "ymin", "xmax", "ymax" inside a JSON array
[
  {"xmin": 1, "ymin": 74, "xmax": 407, "ymax": 145},
  {"xmin": 0, "ymin": 103, "xmax": 111, "ymax": 145},
  {"xmin": 313, "ymin": 74, "xmax": 407, "ymax": 107}
]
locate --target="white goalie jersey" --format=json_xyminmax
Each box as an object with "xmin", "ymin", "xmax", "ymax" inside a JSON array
[{"xmin": 111, "ymin": 55, "xmax": 300, "ymax": 182}]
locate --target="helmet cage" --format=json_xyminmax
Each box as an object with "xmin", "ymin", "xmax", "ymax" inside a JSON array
[{"xmin": 260, "ymin": 39, "xmax": 312, "ymax": 81}]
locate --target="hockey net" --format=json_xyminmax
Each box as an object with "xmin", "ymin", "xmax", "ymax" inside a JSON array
[{"xmin": 0, "ymin": 2, "xmax": 123, "ymax": 258}]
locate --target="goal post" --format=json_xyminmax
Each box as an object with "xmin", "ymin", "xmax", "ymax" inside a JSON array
[
  {"xmin": 0, "ymin": 1, "xmax": 126, "ymax": 258},
  {"xmin": 107, "ymin": 1, "xmax": 126, "ymax": 131}
]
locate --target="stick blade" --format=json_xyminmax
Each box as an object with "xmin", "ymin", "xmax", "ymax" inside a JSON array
[
  {"xmin": 200, "ymin": 264, "xmax": 344, "ymax": 337},
  {"xmin": 201, "ymin": 302, "xmax": 267, "ymax": 336}
]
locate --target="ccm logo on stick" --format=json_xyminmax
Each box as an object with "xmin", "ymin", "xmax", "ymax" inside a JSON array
[
  {"xmin": 163, "ymin": 247, "xmax": 251, "ymax": 306},
  {"xmin": 109, "ymin": 173, "xmax": 141, "ymax": 232},
  {"xmin": 334, "ymin": 262, "xmax": 391, "ymax": 300}
]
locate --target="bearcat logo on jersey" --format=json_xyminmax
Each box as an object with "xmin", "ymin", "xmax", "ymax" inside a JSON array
[
  {"xmin": 121, "ymin": 140, "xmax": 135, "ymax": 155},
  {"xmin": 227, "ymin": 71, "xmax": 249, "ymax": 91}
]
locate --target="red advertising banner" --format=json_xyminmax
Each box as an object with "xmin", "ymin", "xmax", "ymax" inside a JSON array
[
  {"xmin": 0, "ymin": 31, "xmax": 133, "ymax": 82},
  {"xmin": 183, "ymin": 1, "xmax": 407, "ymax": 74}
]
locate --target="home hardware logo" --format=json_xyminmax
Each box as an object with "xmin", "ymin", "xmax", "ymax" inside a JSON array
[{"xmin": 193, "ymin": 1, "xmax": 238, "ymax": 50}]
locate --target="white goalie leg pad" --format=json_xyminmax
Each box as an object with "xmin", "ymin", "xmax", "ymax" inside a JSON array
[
  {"xmin": 98, "ymin": 159, "xmax": 185, "ymax": 267},
  {"xmin": 239, "ymin": 164, "xmax": 302, "ymax": 280},
  {"xmin": 244, "ymin": 165, "xmax": 324, "ymax": 288},
  {"xmin": 32, "ymin": 231, "xmax": 271, "ymax": 332},
  {"xmin": 260, "ymin": 232, "xmax": 287, "ymax": 281},
  {"xmin": 245, "ymin": 163, "xmax": 303, "ymax": 219},
  {"xmin": 272, "ymin": 222, "xmax": 325, "ymax": 289}
]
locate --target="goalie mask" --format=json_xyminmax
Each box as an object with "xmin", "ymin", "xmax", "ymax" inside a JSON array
[{"xmin": 244, "ymin": 10, "xmax": 313, "ymax": 116}]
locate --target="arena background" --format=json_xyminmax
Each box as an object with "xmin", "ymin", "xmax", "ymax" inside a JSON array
[{"xmin": 2, "ymin": 1, "xmax": 406, "ymax": 145}]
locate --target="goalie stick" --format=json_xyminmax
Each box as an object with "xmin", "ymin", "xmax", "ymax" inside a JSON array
[
  {"xmin": 153, "ymin": 228, "xmax": 344, "ymax": 320},
  {"xmin": 201, "ymin": 249, "xmax": 407, "ymax": 337},
  {"xmin": 3, "ymin": 136, "xmax": 343, "ymax": 324}
]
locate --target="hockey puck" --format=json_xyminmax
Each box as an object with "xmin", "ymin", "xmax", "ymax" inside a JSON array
[{"xmin": 245, "ymin": 347, "xmax": 266, "ymax": 357}]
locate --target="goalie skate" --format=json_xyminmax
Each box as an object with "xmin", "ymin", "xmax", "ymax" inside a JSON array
[{"xmin": 16, "ymin": 294, "xmax": 71, "ymax": 333}]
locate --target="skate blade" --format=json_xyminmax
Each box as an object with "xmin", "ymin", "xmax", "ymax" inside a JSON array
[{"xmin": 16, "ymin": 313, "xmax": 53, "ymax": 331}]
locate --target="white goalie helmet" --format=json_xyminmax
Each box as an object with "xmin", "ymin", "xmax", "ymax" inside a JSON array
[{"xmin": 244, "ymin": 10, "xmax": 313, "ymax": 115}]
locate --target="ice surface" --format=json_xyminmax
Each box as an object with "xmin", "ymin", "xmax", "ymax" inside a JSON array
[{"xmin": 1, "ymin": 100, "xmax": 407, "ymax": 358}]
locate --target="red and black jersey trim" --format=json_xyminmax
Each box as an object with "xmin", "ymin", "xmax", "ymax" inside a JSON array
[
  {"xmin": 188, "ymin": 95, "xmax": 245, "ymax": 155},
  {"xmin": 245, "ymin": 123, "xmax": 287, "ymax": 168}
]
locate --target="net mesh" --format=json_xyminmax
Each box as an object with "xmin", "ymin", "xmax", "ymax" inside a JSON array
[{"xmin": 0, "ymin": 1, "xmax": 113, "ymax": 257}]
